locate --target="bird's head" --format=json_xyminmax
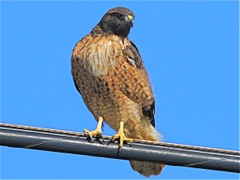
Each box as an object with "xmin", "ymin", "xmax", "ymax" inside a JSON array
[{"xmin": 98, "ymin": 7, "xmax": 134, "ymax": 38}]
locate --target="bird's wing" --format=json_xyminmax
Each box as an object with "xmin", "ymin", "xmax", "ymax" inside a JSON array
[{"xmin": 117, "ymin": 39, "xmax": 156, "ymax": 126}]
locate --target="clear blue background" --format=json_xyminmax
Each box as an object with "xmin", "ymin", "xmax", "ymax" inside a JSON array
[{"xmin": 1, "ymin": 1, "xmax": 239, "ymax": 179}]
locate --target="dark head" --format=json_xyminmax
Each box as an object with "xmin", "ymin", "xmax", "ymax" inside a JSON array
[{"xmin": 98, "ymin": 7, "xmax": 134, "ymax": 38}]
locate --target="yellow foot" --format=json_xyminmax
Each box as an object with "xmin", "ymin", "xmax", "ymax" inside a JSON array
[
  {"xmin": 111, "ymin": 121, "xmax": 133, "ymax": 147},
  {"xmin": 84, "ymin": 116, "xmax": 104, "ymax": 142}
]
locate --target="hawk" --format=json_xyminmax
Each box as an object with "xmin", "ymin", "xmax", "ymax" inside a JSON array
[{"xmin": 71, "ymin": 7, "xmax": 164, "ymax": 177}]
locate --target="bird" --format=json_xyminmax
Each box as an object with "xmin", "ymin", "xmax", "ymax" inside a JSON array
[{"xmin": 71, "ymin": 7, "xmax": 164, "ymax": 177}]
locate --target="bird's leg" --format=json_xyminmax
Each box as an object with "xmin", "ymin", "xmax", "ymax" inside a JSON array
[
  {"xmin": 111, "ymin": 121, "xmax": 133, "ymax": 147},
  {"xmin": 84, "ymin": 116, "xmax": 103, "ymax": 142}
]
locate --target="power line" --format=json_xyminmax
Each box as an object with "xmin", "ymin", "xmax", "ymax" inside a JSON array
[{"xmin": 0, "ymin": 123, "xmax": 239, "ymax": 173}]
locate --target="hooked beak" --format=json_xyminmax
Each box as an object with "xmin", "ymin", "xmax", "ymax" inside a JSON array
[{"xmin": 125, "ymin": 14, "xmax": 134, "ymax": 26}]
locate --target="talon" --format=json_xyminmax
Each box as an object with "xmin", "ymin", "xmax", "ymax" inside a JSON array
[
  {"xmin": 96, "ymin": 134, "xmax": 105, "ymax": 144},
  {"xmin": 111, "ymin": 121, "xmax": 133, "ymax": 147},
  {"xmin": 83, "ymin": 116, "xmax": 104, "ymax": 142}
]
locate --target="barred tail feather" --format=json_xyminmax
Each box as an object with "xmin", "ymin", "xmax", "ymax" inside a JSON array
[
  {"xmin": 130, "ymin": 160, "xmax": 164, "ymax": 177},
  {"xmin": 128, "ymin": 123, "xmax": 164, "ymax": 177}
]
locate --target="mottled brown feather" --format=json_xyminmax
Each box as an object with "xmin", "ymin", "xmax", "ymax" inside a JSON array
[{"xmin": 71, "ymin": 7, "xmax": 164, "ymax": 177}]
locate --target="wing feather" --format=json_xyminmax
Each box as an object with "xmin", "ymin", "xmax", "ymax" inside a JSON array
[{"xmin": 120, "ymin": 40, "xmax": 156, "ymax": 126}]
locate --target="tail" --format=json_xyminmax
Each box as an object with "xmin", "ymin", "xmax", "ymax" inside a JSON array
[
  {"xmin": 130, "ymin": 160, "xmax": 164, "ymax": 177},
  {"xmin": 126, "ymin": 123, "xmax": 164, "ymax": 177}
]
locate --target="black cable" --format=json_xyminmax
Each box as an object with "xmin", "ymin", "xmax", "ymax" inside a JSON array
[{"xmin": 0, "ymin": 123, "xmax": 239, "ymax": 173}]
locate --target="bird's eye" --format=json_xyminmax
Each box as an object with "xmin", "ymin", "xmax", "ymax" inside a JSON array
[{"xmin": 114, "ymin": 13, "xmax": 123, "ymax": 19}]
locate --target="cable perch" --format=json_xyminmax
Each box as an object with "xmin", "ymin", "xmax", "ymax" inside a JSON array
[{"xmin": 0, "ymin": 123, "xmax": 239, "ymax": 173}]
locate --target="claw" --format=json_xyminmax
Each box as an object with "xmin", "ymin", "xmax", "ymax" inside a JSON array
[
  {"xmin": 110, "ymin": 121, "xmax": 133, "ymax": 147},
  {"xmin": 95, "ymin": 134, "xmax": 105, "ymax": 144},
  {"xmin": 84, "ymin": 116, "xmax": 104, "ymax": 143}
]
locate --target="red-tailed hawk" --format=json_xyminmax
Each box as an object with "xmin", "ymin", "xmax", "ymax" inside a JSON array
[{"xmin": 71, "ymin": 7, "xmax": 164, "ymax": 177}]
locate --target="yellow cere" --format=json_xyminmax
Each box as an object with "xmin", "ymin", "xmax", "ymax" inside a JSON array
[{"xmin": 127, "ymin": 14, "xmax": 133, "ymax": 20}]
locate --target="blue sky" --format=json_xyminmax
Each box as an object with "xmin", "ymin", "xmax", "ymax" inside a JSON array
[{"xmin": 1, "ymin": 1, "xmax": 239, "ymax": 179}]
